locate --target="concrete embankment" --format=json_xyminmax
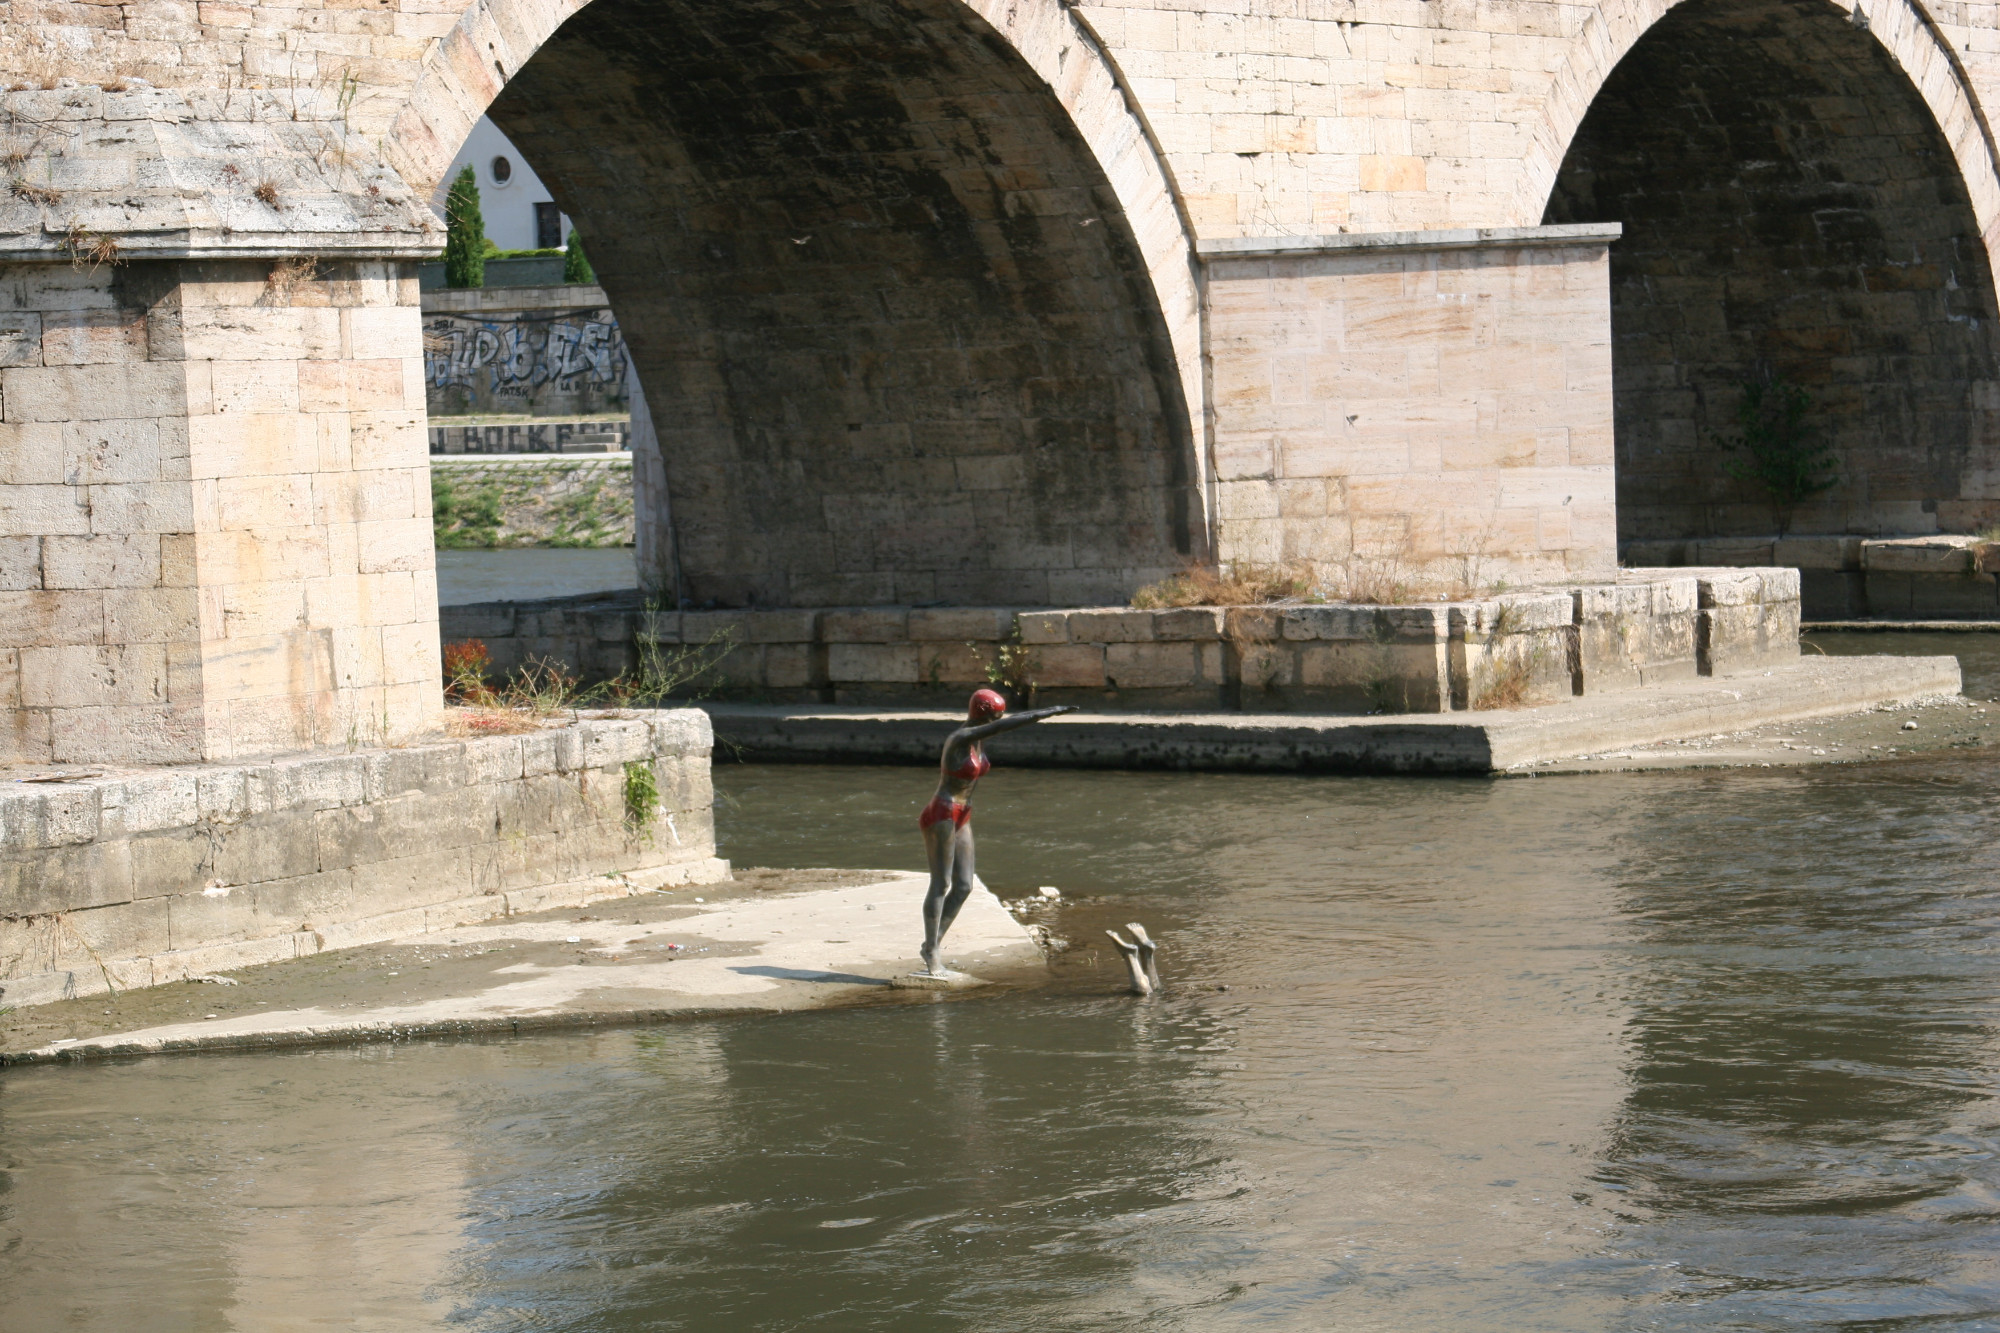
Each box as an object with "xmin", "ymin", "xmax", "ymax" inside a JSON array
[
  {"xmin": 0, "ymin": 869, "xmax": 1045, "ymax": 1064},
  {"xmin": 706, "ymin": 655, "xmax": 1962, "ymax": 774}
]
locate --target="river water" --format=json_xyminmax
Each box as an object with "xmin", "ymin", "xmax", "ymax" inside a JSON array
[{"xmin": 7, "ymin": 641, "xmax": 2000, "ymax": 1330}]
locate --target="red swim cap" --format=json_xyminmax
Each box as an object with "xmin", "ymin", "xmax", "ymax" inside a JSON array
[{"xmin": 969, "ymin": 688, "xmax": 1007, "ymax": 719}]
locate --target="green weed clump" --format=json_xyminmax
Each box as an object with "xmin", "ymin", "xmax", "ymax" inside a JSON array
[
  {"xmin": 623, "ymin": 759, "xmax": 661, "ymax": 836},
  {"xmin": 432, "ymin": 475, "xmax": 505, "ymax": 548}
]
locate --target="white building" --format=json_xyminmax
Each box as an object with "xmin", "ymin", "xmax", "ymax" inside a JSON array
[{"xmin": 442, "ymin": 117, "xmax": 573, "ymax": 252}]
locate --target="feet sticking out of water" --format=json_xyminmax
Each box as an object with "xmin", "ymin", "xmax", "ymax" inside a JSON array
[
  {"xmin": 1125, "ymin": 923, "xmax": 1161, "ymax": 992},
  {"xmin": 1107, "ymin": 930, "xmax": 1153, "ymax": 996}
]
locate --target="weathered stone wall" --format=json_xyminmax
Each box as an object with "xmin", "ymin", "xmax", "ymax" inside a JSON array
[
  {"xmin": 0, "ymin": 711, "xmax": 725, "ymax": 1007},
  {"xmin": 439, "ymin": 569, "xmax": 1797, "ymax": 714},
  {"xmin": 422, "ymin": 283, "xmax": 628, "ymax": 419},
  {"xmin": 1204, "ymin": 227, "xmax": 1619, "ymax": 593},
  {"xmin": 0, "ymin": 259, "xmax": 441, "ymax": 766},
  {"xmin": 1544, "ymin": 0, "xmax": 2000, "ymax": 542}
]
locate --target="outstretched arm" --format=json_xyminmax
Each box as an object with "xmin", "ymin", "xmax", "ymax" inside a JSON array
[{"xmin": 964, "ymin": 705, "xmax": 1077, "ymax": 740}]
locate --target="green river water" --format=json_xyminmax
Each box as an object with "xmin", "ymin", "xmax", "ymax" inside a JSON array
[{"xmin": 3, "ymin": 634, "xmax": 2000, "ymax": 1330}]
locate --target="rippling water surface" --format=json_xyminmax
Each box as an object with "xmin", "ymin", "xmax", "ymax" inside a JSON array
[{"xmin": 8, "ymin": 674, "xmax": 2000, "ymax": 1328}]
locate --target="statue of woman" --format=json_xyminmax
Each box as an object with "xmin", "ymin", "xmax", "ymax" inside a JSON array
[{"xmin": 916, "ymin": 688, "xmax": 1076, "ymax": 977}]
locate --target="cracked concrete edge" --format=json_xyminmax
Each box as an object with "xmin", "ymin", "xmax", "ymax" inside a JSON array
[
  {"xmin": 1481, "ymin": 657, "xmax": 1964, "ymax": 770},
  {"xmin": 0, "ymin": 857, "xmax": 733, "ymax": 1009},
  {"xmin": 1, "ymin": 874, "xmax": 1047, "ymax": 1065}
]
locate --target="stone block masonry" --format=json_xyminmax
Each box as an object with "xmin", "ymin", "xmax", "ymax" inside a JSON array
[
  {"xmin": 1201, "ymin": 227, "xmax": 1621, "ymax": 595},
  {"xmin": 0, "ymin": 710, "xmax": 726, "ymax": 1008},
  {"xmin": 440, "ymin": 568, "xmax": 1799, "ymax": 717},
  {"xmin": 1626, "ymin": 537, "xmax": 2000, "ymax": 621},
  {"xmin": 0, "ymin": 259, "xmax": 445, "ymax": 766}
]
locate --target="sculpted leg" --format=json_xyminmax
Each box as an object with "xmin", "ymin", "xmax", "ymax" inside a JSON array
[
  {"xmin": 919, "ymin": 821, "xmax": 952, "ymax": 976},
  {"xmin": 1124, "ymin": 923, "xmax": 1161, "ymax": 991},
  {"xmin": 938, "ymin": 824, "xmax": 977, "ymax": 941},
  {"xmin": 1106, "ymin": 930, "xmax": 1153, "ymax": 996}
]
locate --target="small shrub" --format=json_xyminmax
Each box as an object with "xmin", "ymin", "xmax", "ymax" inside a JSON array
[
  {"xmin": 442, "ymin": 638, "xmax": 495, "ymax": 704},
  {"xmin": 599, "ymin": 617, "xmax": 736, "ymax": 705},
  {"xmin": 1715, "ymin": 375, "xmax": 1836, "ymax": 536},
  {"xmin": 253, "ymin": 179, "xmax": 281, "ymax": 209},
  {"xmin": 969, "ymin": 629, "xmax": 1040, "ymax": 705}
]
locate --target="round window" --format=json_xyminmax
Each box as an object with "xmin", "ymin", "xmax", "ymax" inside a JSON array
[{"xmin": 490, "ymin": 155, "xmax": 513, "ymax": 185}]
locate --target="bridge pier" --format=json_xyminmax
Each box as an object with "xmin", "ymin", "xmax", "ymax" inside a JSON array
[
  {"xmin": 1200, "ymin": 225, "xmax": 1623, "ymax": 597},
  {"xmin": 0, "ymin": 90, "xmax": 444, "ymax": 765}
]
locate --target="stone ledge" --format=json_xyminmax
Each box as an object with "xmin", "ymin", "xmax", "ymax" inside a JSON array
[
  {"xmin": 1197, "ymin": 223, "xmax": 1624, "ymax": 259},
  {"xmin": 441, "ymin": 570, "xmax": 1799, "ymax": 715},
  {"xmin": 0, "ymin": 710, "xmax": 719, "ymax": 1006},
  {"xmin": 702, "ymin": 655, "xmax": 1961, "ymax": 775}
]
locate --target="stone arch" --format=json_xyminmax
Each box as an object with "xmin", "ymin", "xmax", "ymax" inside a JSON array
[
  {"xmin": 1517, "ymin": 0, "xmax": 2000, "ymax": 255},
  {"xmin": 387, "ymin": 0, "xmax": 1204, "ymax": 607},
  {"xmin": 1540, "ymin": 0, "xmax": 2000, "ymax": 544}
]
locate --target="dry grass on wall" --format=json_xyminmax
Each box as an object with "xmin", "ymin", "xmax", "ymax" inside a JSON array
[{"xmin": 1130, "ymin": 556, "xmax": 1506, "ymax": 610}]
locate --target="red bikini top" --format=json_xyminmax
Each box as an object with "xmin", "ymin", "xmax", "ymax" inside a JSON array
[{"xmin": 949, "ymin": 750, "xmax": 991, "ymax": 781}]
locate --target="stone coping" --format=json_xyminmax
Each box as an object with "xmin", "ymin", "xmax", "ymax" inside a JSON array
[
  {"xmin": 1626, "ymin": 535, "xmax": 2000, "ymax": 574},
  {"xmin": 422, "ymin": 284, "xmax": 610, "ymax": 312},
  {"xmin": 0, "ymin": 711, "xmax": 710, "ymax": 858},
  {"xmin": 1197, "ymin": 223, "xmax": 1623, "ymax": 259},
  {"xmin": 0, "ymin": 87, "xmax": 440, "ymax": 260}
]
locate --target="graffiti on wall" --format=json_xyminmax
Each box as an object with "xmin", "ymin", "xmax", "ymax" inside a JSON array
[{"xmin": 424, "ymin": 307, "xmax": 630, "ymax": 418}]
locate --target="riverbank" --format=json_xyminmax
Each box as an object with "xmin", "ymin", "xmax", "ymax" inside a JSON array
[{"xmin": 0, "ymin": 869, "xmax": 1045, "ymax": 1064}]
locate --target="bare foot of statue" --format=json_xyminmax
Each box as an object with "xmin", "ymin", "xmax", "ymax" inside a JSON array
[
  {"xmin": 1125, "ymin": 923, "xmax": 1162, "ymax": 992},
  {"xmin": 913, "ymin": 945, "xmax": 961, "ymax": 980},
  {"xmin": 1106, "ymin": 929, "xmax": 1153, "ymax": 996}
]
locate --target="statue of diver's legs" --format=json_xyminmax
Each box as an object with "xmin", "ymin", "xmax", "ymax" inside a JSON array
[
  {"xmin": 1125, "ymin": 923, "xmax": 1161, "ymax": 991},
  {"xmin": 919, "ymin": 819, "xmax": 978, "ymax": 976},
  {"xmin": 1106, "ymin": 930, "xmax": 1153, "ymax": 996}
]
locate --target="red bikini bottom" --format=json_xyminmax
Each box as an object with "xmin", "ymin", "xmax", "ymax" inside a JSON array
[{"xmin": 919, "ymin": 794, "xmax": 971, "ymax": 830}]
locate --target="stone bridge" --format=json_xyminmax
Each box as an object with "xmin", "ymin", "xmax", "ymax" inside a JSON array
[{"xmin": 0, "ymin": 0, "xmax": 1994, "ymax": 762}]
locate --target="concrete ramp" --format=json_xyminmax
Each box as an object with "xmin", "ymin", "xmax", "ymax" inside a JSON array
[
  {"xmin": 1, "ymin": 870, "xmax": 1045, "ymax": 1064},
  {"xmin": 706, "ymin": 656, "xmax": 1963, "ymax": 775}
]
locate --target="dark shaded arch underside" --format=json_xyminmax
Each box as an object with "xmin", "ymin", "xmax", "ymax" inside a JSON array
[
  {"xmin": 1545, "ymin": 0, "xmax": 2000, "ymax": 542},
  {"xmin": 489, "ymin": 0, "xmax": 1195, "ymax": 607}
]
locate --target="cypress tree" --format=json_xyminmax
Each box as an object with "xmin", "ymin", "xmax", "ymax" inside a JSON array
[
  {"xmin": 563, "ymin": 229, "xmax": 595, "ymax": 284},
  {"xmin": 443, "ymin": 165, "xmax": 485, "ymax": 289}
]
